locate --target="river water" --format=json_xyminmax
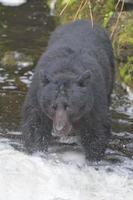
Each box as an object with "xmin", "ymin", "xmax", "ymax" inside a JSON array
[{"xmin": 0, "ymin": 1, "xmax": 133, "ymax": 200}]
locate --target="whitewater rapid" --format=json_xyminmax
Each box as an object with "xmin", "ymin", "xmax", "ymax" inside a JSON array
[{"xmin": 0, "ymin": 137, "xmax": 133, "ymax": 200}]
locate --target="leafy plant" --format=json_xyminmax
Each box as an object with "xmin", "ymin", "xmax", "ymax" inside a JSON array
[{"xmin": 120, "ymin": 56, "xmax": 133, "ymax": 84}]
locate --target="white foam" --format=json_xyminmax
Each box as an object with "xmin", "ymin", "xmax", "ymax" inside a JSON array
[
  {"xmin": 49, "ymin": 0, "xmax": 57, "ymax": 15},
  {"xmin": 0, "ymin": 139, "xmax": 133, "ymax": 200},
  {"xmin": 0, "ymin": 0, "xmax": 26, "ymax": 6},
  {"xmin": 2, "ymin": 85, "xmax": 17, "ymax": 90},
  {"xmin": 121, "ymin": 83, "xmax": 133, "ymax": 101}
]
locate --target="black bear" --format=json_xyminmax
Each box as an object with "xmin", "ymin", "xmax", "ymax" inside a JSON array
[{"xmin": 21, "ymin": 20, "xmax": 115, "ymax": 161}]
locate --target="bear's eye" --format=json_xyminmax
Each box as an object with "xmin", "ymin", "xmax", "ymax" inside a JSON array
[
  {"xmin": 41, "ymin": 76, "xmax": 50, "ymax": 86},
  {"xmin": 39, "ymin": 70, "xmax": 50, "ymax": 86},
  {"xmin": 40, "ymin": 77, "xmax": 50, "ymax": 87},
  {"xmin": 44, "ymin": 77, "xmax": 50, "ymax": 85},
  {"xmin": 77, "ymin": 80, "xmax": 86, "ymax": 87}
]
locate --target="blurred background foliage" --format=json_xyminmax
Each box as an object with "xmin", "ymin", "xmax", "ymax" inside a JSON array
[{"xmin": 53, "ymin": 0, "xmax": 115, "ymax": 27}]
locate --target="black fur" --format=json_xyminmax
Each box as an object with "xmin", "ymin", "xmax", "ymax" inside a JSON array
[{"xmin": 21, "ymin": 20, "xmax": 114, "ymax": 161}]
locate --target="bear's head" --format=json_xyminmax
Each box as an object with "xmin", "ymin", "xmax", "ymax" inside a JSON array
[
  {"xmin": 37, "ymin": 69, "xmax": 94, "ymax": 137},
  {"xmin": 36, "ymin": 47, "xmax": 95, "ymax": 137}
]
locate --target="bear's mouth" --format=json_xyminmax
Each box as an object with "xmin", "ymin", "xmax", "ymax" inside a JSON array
[
  {"xmin": 51, "ymin": 106, "xmax": 73, "ymax": 137},
  {"xmin": 52, "ymin": 122, "xmax": 72, "ymax": 137}
]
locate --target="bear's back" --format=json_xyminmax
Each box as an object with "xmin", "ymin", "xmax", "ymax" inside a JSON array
[{"xmin": 48, "ymin": 20, "xmax": 112, "ymax": 55}]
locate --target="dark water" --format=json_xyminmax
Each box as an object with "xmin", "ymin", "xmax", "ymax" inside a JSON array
[
  {"xmin": 0, "ymin": 0, "xmax": 133, "ymax": 163},
  {"xmin": 0, "ymin": 0, "xmax": 57, "ymax": 130}
]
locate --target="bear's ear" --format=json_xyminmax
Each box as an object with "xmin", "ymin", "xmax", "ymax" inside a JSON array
[
  {"xmin": 38, "ymin": 70, "xmax": 50, "ymax": 86},
  {"xmin": 77, "ymin": 70, "xmax": 91, "ymax": 87}
]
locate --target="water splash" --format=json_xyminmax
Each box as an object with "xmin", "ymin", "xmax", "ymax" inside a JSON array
[
  {"xmin": 0, "ymin": 137, "xmax": 133, "ymax": 200},
  {"xmin": 0, "ymin": 0, "xmax": 26, "ymax": 6}
]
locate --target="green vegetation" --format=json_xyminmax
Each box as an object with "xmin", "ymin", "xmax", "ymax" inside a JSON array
[
  {"xmin": 120, "ymin": 56, "xmax": 133, "ymax": 85},
  {"xmin": 114, "ymin": 16, "xmax": 133, "ymax": 89},
  {"xmin": 118, "ymin": 19, "xmax": 133, "ymax": 46},
  {"xmin": 52, "ymin": 0, "xmax": 115, "ymax": 27}
]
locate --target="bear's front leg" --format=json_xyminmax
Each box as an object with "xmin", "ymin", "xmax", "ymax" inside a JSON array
[
  {"xmin": 81, "ymin": 114, "xmax": 111, "ymax": 161},
  {"xmin": 21, "ymin": 104, "xmax": 52, "ymax": 154}
]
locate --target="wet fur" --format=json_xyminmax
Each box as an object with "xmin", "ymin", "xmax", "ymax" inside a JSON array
[{"xmin": 21, "ymin": 20, "xmax": 114, "ymax": 160}]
